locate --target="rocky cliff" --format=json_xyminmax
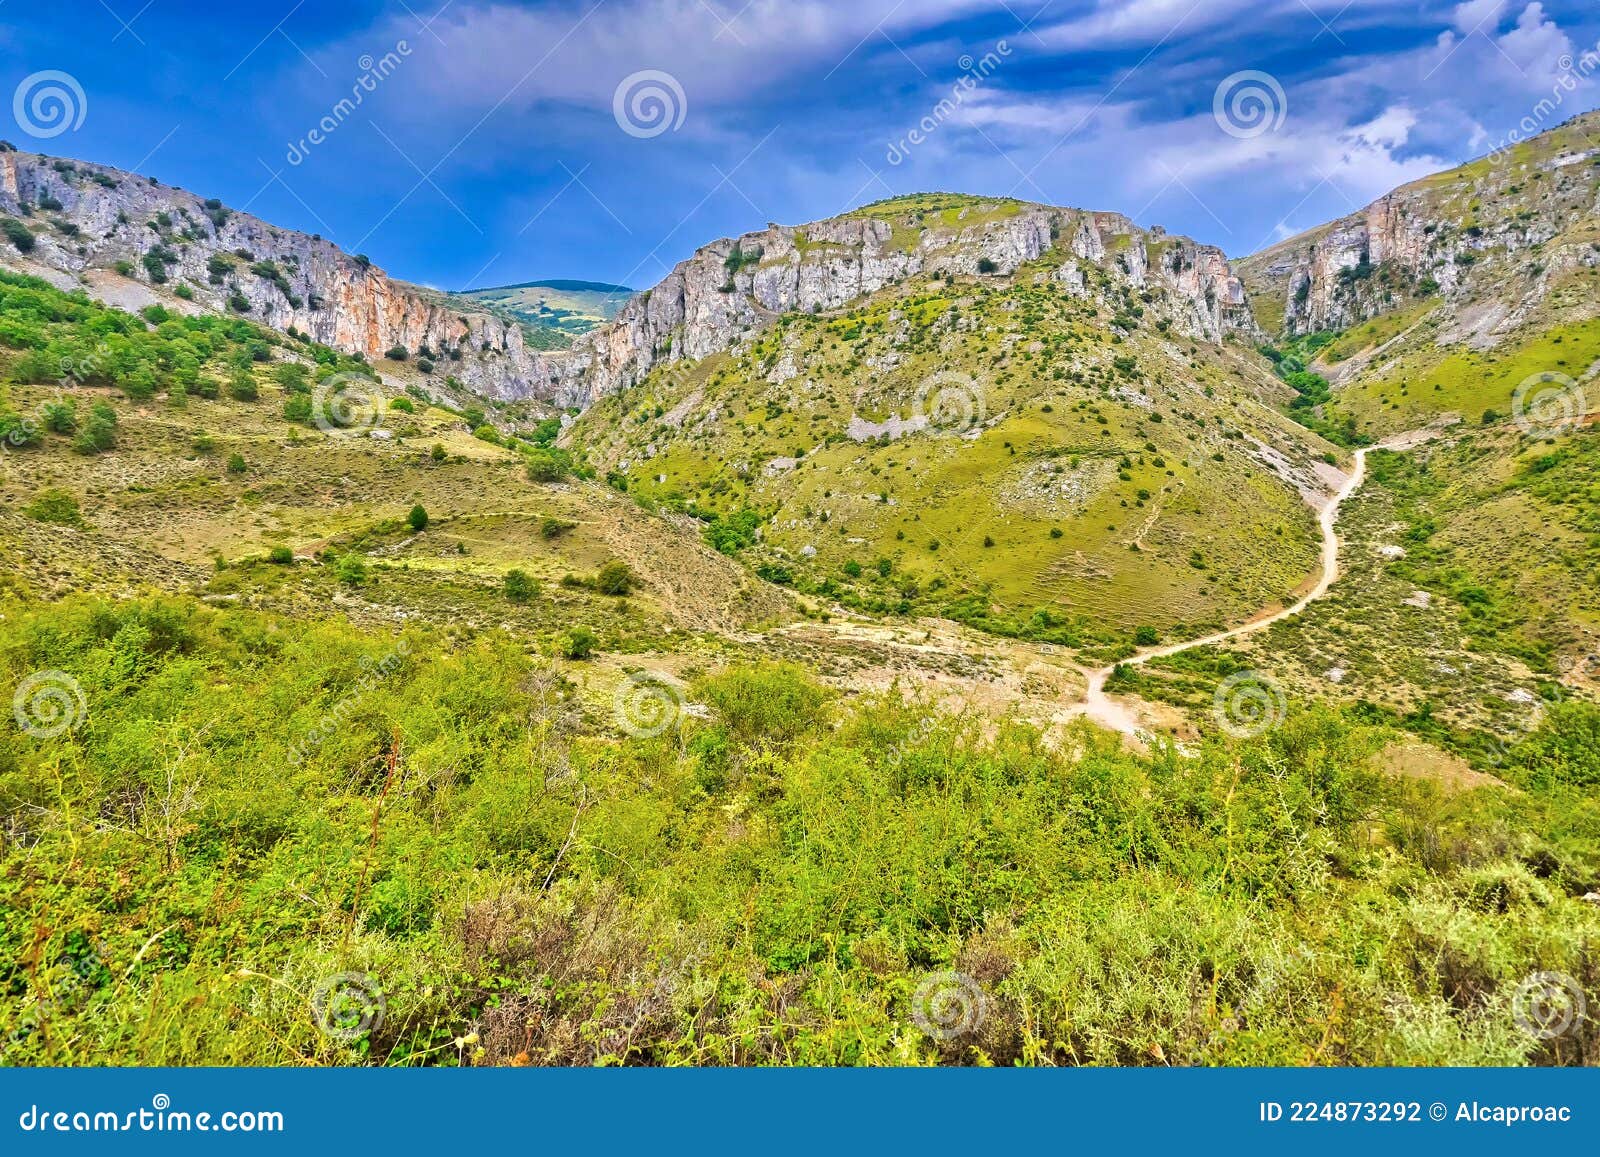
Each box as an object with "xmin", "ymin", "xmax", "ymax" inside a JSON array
[
  {"xmin": 0, "ymin": 148, "xmax": 577, "ymax": 402},
  {"xmin": 566, "ymin": 199, "xmax": 1256, "ymax": 405},
  {"xmin": 1238, "ymin": 110, "xmax": 1600, "ymax": 339},
  {"xmin": 0, "ymin": 149, "xmax": 1257, "ymax": 409}
]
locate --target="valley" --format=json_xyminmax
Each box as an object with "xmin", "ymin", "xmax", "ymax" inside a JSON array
[{"xmin": 2, "ymin": 111, "xmax": 1598, "ymax": 1068}]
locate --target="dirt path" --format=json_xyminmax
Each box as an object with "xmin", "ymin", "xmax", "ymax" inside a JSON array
[{"xmin": 1070, "ymin": 431, "xmax": 1435, "ymax": 740}]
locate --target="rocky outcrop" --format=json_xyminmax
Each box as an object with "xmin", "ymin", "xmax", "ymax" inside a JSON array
[
  {"xmin": 1239, "ymin": 112, "xmax": 1600, "ymax": 337},
  {"xmin": 1, "ymin": 149, "xmax": 1257, "ymax": 408},
  {"xmin": 0, "ymin": 149, "xmax": 580, "ymax": 403},
  {"xmin": 563, "ymin": 204, "xmax": 1255, "ymax": 404}
]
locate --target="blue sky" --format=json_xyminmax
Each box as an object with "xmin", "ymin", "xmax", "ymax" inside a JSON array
[{"xmin": 4, "ymin": 1, "xmax": 1599, "ymax": 291}]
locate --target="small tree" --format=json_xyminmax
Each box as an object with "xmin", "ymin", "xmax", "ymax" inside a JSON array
[
  {"xmin": 408, "ymin": 505, "xmax": 429, "ymax": 532},
  {"xmin": 227, "ymin": 453, "xmax": 246, "ymax": 475}
]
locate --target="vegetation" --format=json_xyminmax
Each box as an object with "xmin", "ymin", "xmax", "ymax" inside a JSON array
[{"xmin": 1, "ymin": 596, "xmax": 1595, "ymax": 1066}]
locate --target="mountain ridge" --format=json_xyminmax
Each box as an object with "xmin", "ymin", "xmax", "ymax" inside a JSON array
[{"xmin": 0, "ymin": 148, "xmax": 1258, "ymax": 414}]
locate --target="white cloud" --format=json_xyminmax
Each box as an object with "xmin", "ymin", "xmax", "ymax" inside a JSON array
[
  {"xmin": 346, "ymin": 0, "xmax": 995, "ymax": 118},
  {"xmin": 1452, "ymin": 0, "xmax": 1509, "ymax": 34}
]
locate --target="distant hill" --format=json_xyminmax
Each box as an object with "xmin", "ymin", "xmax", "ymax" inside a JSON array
[{"xmin": 455, "ymin": 279, "xmax": 635, "ymax": 348}]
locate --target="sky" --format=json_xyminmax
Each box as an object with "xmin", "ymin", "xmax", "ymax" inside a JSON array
[{"xmin": 3, "ymin": 0, "xmax": 1599, "ymax": 292}]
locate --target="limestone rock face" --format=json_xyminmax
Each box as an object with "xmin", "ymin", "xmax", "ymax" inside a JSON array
[
  {"xmin": 1, "ymin": 151, "xmax": 1258, "ymax": 407},
  {"xmin": 0, "ymin": 149, "xmax": 585, "ymax": 404},
  {"xmin": 1239, "ymin": 129, "xmax": 1600, "ymax": 338}
]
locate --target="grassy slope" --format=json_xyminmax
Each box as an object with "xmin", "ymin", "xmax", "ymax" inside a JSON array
[
  {"xmin": 0, "ymin": 272, "xmax": 787, "ymax": 646},
  {"xmin": 572, "ymin": 255, "xmax": 1337, "ymax": 653}
]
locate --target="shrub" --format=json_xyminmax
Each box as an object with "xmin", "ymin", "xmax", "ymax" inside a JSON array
[
  {"xmin": 408, "ymin": 505, "xmax": 429, "ymax": 532},
  {"xmin": 430, "ymin": 443, "xmax": 447, "ymax": 463},
  {"xmin": 385, "ymin": 346, "xmax": 408, "ymax": 361},
  {"xmin": 282, "ymin": 394, "xmax": 313, "ymax": 423},
  {"xmin": 389, "ymin": 397, "xmax": 415, "ymax": 413},
  {"xmin": 3, "ymin": 217, "xmax": 35, "ymax": 252},
  {"xmin": 335, "ymin": 555, "xmax": 368, "ymax": 585},
  {"xmin": 595, "ymin": 560, "xmax": 636, "ymax": 596},
  {"xmin": 0, "ymin": 412, "xmax": 42, "ymax": 448},
  {"xmin": 561, "ymin": 625, "xmax": 597, "ymax": 659},
  {"xmin": 267, "ymin": 546, "xmax": 294, "ymax": 565},
  {"xmin": 226, "ymin": 453, "xmax": 246, "ymax": 474},
  {"xmin": 72, "ymin": 405, "xmax": 117, "ymax": 454},
  {"xmin": 1134, "ymin": 626, "xmax": 1160, "ymax": 646},
  {"xmin": 42, "ymin": 401, "xmax": 76, "ymax": 435},
  {"xmin": 540, "ymin": 517, "xmax": 575, "ymax": 540},
  {"xmin": 976, "ymin": 257, "xmax": 999, "ymax": 274},
  {"xmin": 697, "ymin": 663, "xmax": 828, "ymax": 744},
  {"xmin": 525, "ymin": 447, "xmax": 571, "ymax": 482},
  {"xmin": 504, "ymin": 569, "xmax": 539, "ymax": 603},
  {"xmin": 228, "ymin": 373, "xmax": 258, "ymax": 402}
]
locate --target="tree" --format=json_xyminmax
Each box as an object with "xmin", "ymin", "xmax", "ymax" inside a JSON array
[
  {"xmin": 1134, "ymin": 626, "xmax": 1160, "ymax": 646},
  {"xmin": 525, "ymin": 447, "xmax": 570, "ymax": 482},
  {"xmin": 595, "ymin": 560, "xmax": 636, "ymax": 596},
  {"xmin": 408, "ymin": 505, "xmax": 429, "ymax": 532}
]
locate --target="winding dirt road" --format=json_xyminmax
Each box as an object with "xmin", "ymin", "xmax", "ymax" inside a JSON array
[{"xmin": 1071, "ymin": 432, "xmax": 1433, "ymax": 740}]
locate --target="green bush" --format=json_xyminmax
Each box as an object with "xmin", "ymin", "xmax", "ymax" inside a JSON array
[
  {"xmin": 595, "ymin": 560, "xmax": 636, "ymax": 596},
  {"xmin": 561, "ymin": 624, "xmax": 597, "ymax": 659},
  {"xmin": 3, "ymin": 217, "xmax": 35, "ymax": 252},
  {"xmin": 504, "ymin": 569, "xmax": 539, "ymax": 603}
]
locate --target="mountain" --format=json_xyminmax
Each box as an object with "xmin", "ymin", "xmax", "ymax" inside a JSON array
[
  {"xmin": 3, "ymin": 118, "xmax": 1598, "ymax": 1072},
  {"xmin": 1237, "ymin": 110, "xmax": 1600, "ymax": 436},
  {"xmin": 455, "ymin": 279, "xmax": 634, "ymax": 349},
  {"xmin": 566, "ymin": 193, "xmax": 1347, "ymax": 648},
  {"xmin": 0, "ymin": 146, "xmax": 578, "ymax": 404}
]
